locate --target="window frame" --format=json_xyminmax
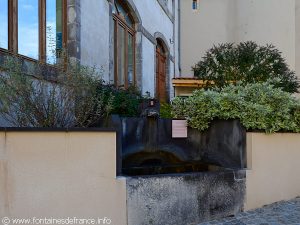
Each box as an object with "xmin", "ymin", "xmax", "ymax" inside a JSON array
[
  {"xmin": 113, "ymin": 7, "xmax": 136, "ymax": 89},
  {"xmin": 192, "ymin": 0, "xmax": 198, "ymax": 10},
  {"xmin": 0, "ymin": 0, "xmax": 67, "ymax": 63}
]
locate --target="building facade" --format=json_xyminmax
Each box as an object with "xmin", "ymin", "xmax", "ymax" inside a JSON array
[
  {"xmin": 80, "ymin": 0, "xmax": 180, "ymax": 101},
  {"xmin": 180, "ymin": 0, "xmax": 300, "ymax": 81},
  {"xmin": 1, "ymin": 0, "xmax": 299, "ymax": 100},
  {"xmin": 0, "ymin": 0, "xmax": 180, "ymax": 101}
]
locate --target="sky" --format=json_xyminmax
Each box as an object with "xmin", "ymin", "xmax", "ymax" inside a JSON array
[
  {"xmin": 18, "ymin": 0, "xmax": 39, "ymax": 59},
  {"xmin": 0, "ymin": 0, "xmax": 8, "ymax": 49}
]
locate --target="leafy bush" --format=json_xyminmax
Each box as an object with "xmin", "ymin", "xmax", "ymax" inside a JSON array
[
  {"xmin": 193, "ymin": 41, "xmax": 299, "ymax": 93},
  {"xmin": 172, "ymin": 81, "xmax": 300, "ymax": 133},
  {"xmin": 103, "ymin": 86, "xmax": 143, "ymax": 117},
  {"xmin": 0, "ymin": 56, "xmax": 113, "ymax": 127},
  {"xmin": 160, "ymin": 103, "xmax": 172, "ymax": 119}
]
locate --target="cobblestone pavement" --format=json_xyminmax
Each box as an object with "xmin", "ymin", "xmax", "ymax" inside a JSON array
[{"xmin": 198, "ymin": 197, "xmax": 300, "ymax": 225}]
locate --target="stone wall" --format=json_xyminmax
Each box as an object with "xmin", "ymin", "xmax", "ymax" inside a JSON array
[{"xmin": 127, "ymin": 171, "xmax": 246, "ymax": 225}]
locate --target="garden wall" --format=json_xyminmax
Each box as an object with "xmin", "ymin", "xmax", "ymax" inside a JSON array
[
  {"xmin": 0, "ymin": 130, "xmax": 127, "ymax": 225},
  {"xmin": 1, "ymin": 129, "xmax": 299, "ymax": 223},
  {"xmin": 245, "ymin": 132, "xmax": 300, "ymax": 210}
]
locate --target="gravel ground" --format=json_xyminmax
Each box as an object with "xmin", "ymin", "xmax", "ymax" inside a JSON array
[{"xmin": 198, "ymin": 197, "xmax": 300, "ymax": 225}]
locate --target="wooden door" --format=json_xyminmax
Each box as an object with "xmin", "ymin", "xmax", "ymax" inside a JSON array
[{"xmin": 156, "ymin": 43, "xmax": 167, "ymax": 102}]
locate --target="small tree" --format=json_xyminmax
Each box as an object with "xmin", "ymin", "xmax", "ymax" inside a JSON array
[
  {"xmin": 193, "ymin": 41, "xmax": 299, "ymax": 93},
  {"xmin": 0, "ymin": 56, "xmax": 113, "ymax": 128}
]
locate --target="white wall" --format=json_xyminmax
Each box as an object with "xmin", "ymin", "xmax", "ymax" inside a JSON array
[
  {"xmin": 142, "ymin": 38, "xmax": 155, "ymax": 96},
  {"xmin": 174, "ymin": 0, "xmax": 180, "ymax": 79},
  {"xmin": 80, "ymin": 0, "xmax": 110, "ymax": 82},
  {"xmin": 296, "ymin": 1, "xmax": 300, "ymax": 80},
  {"xmin": 133, "ymin": 0, "xmax": 174, "ymax": 56},
  {"xmin": 235, "ymin": 0, "xmax": 296, "ymax": 71},
  {"xmin": 181, "ymin": 0, "xmax": 236, "ymax": 76},
  {"xmin": 79, "ymin": 0, "xmax": 179, "ymax": 99},
  {"xmin": 133, "ymin": 0, "xmax": 176, "ymax": 98},
  {"xmin": 181, "ymin": 0, "xmax": 298, "ymax": 78}
]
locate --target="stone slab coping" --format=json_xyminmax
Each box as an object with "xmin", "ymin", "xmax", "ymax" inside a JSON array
[{"xmin": 0, "ymin": 127, "xmax": 117, "ymax": 132}]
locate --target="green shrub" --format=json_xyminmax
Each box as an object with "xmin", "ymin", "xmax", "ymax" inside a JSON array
[
  {"xmin": 172, "ymin": 81, "xmax": 300, "ymax": 133},
  {"xmin": 160, "ymin": 103, "xmax": 173, "ymax": 119},
  {"xmin": 0, "ymin": 56, "xmax": 113, "ymax": 127},
  {"xmin": 193, "ymin": 41, "xmax": 299, "ymax": 93},
  {"xmin": 103, "ymin": 85, "xmax": 143, "ymax": 117}
]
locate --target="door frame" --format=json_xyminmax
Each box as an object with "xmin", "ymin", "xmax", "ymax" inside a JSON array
[{"xmin": 155, "ymin": 37, "xmax": 170, "ymax": 102}]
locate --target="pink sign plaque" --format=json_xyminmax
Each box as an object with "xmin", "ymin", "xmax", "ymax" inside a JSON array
[{"xmin": 172, "ymin": 120, "xmax": 188, "ymax": 138}]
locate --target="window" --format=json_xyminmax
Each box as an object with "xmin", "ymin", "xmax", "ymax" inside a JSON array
[
  {"xmin": 0, "ymin": 0, "xmax": 8, "ymax": 49},
  {"xmin": 46, "ymin": 0, "xmax": 64, "ymax": 64},
  {"xmin": 18, "ymin": 0, "xmax": 39, "ymax": 59},
  {"xmin": 113, "ymin": 1, "xmax": 135, "ymax": 88},
  {"xmin": 192, "ymin": 0, "xmax": 198, "ymax": 10},
  {"xmin": 0, "ymin": 0, "xmax": 66, "ymax": 63}
]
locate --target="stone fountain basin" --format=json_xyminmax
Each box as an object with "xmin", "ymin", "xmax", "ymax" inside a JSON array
[
  {"xmin": 126, "ymin": 169, "xmax": 246, "ymax": 225},
  {"xmin": 109, "ymin": 116, "xmax": 247, "ymax": 224},
  {"xmin": 119, "ymin": 117, "xmax": 246, "ymax": 176}
]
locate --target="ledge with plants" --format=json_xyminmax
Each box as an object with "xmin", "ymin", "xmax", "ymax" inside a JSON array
[
  {"xmin": 170, "ymin": 41, "xmax": 300, "ymax": 133},
  {"xmin": 0, "ymin": 55, "xmax": 143, "ymax": 128},
  {"xmin": 171, "ymin": 81, "xmax": 300, "ymax": 133}
]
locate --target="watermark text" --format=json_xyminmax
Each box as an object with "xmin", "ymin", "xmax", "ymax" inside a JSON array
[{"xmin": 1, "ymin": 217, "xmax": 112, "ymax": 225}]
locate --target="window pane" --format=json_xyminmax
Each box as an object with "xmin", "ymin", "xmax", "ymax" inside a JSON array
[
  {"xmin": 18, "ymin": 0, "xmax": 39, "ymax": 59},
  {"xmin": 0, "ymin": 0, "xmax": 8, "ymax": 49},
  {"xmin": 46, "ymin": 0, "xmax": 63, "ymax": 64},
  {"xmin": 127, "ymin": 34, "xmax": 134, "ymax": 85},
  {"xmin": 192, "ymin": 0, "xmax": 198, "ymax": 10},
  {"xmin": 117, "ymin": 25, "xmax": 125, "ymax": 87},
  {"xmin": 115, "ymin": 1, "xmax": 134, "ymax": 27}
]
